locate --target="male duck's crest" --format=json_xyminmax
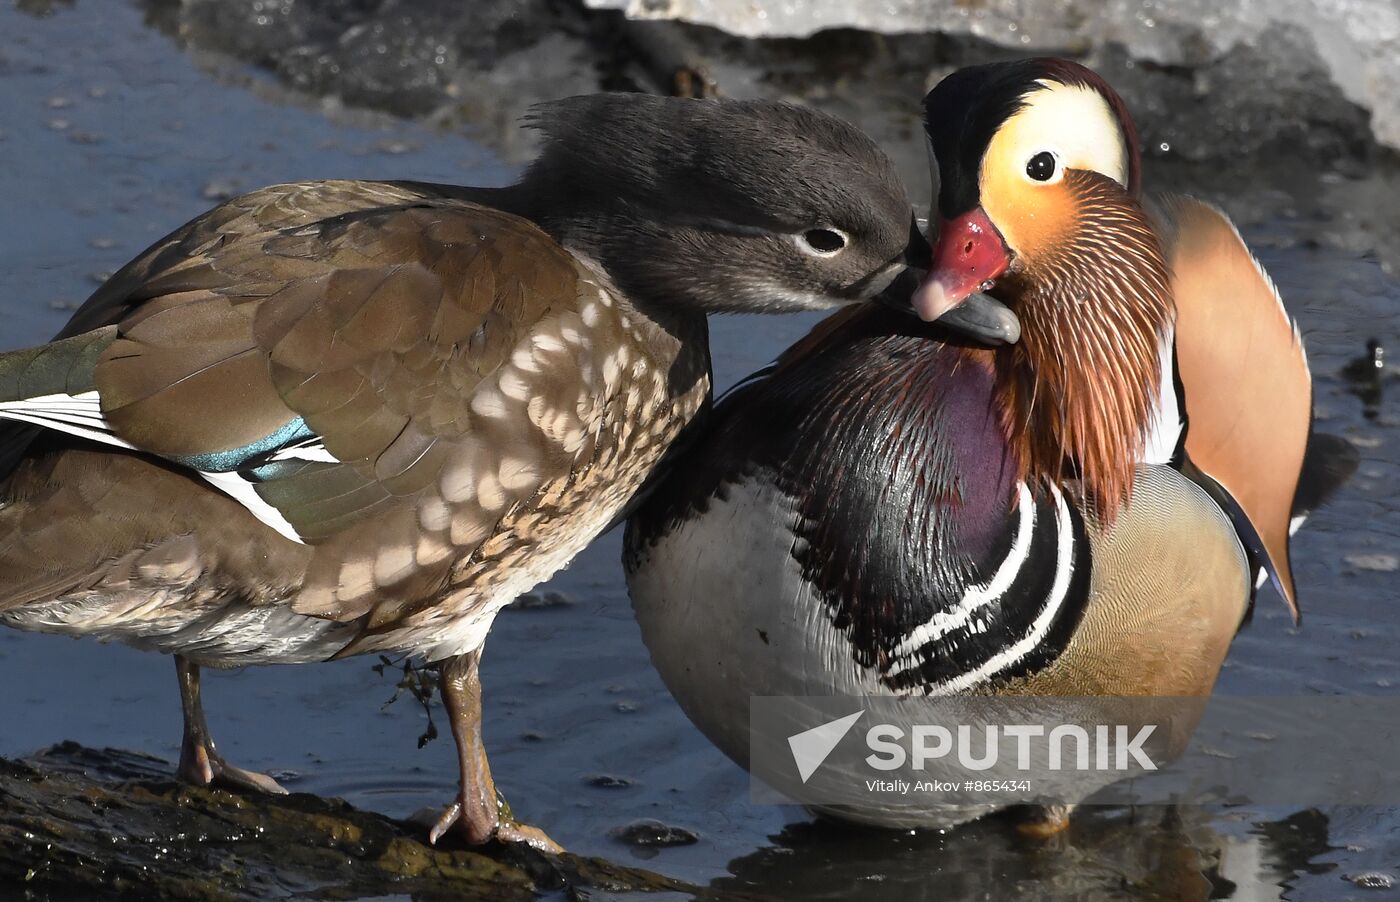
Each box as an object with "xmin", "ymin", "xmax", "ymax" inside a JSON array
[{"xmin": 914, "ymin": 58, "xmax": 1309, "ymax": 616}]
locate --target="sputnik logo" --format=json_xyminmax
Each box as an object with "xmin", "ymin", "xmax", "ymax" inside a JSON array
[{"xmin": 787, "ymin": 710, "xmax": 864, "ymax": 783}]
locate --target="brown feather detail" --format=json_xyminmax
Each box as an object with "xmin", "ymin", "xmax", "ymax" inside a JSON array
[
  {"xmin": 1149, "ymin": 194, "xmax": 1310, "ymax": 619},
  {"xmin": 251, "ymin": 206, "xmax": 599, "ymax": 623},
  {"xmin": 97, "ymin": 295, "xmax": 293, "ymax": 459},
  {"xmin": 13, "ymin": 175, "xmax": 714, "ymax": 659},
  {"xmin": 0, "ymin": 443, "xmax": 311, "ymax": 614},
  {"xmin": 60, "ymin": 181, "xmax": 434, "ymax": 338},
  {"xmin": 993, "ymin": 171, "xmax": 1174, "ymax": 522}
]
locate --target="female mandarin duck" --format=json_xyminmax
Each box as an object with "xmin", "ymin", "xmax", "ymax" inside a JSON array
[
  {"xmin": 625, "ymin": 59, "xmax": 1355, "ymax": 832},
  {"xmin": 0, "ymin": 94, "xmax": 933, "ymax": 849}
]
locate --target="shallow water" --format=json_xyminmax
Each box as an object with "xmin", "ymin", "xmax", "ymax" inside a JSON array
[{"xmin": 0, "ymin": 4, "xmax": 1398, "ymax": 900}]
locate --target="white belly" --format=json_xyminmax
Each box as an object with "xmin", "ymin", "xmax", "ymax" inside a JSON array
[
  {"xmin": 628, "ymin": 480, "xmax": 1000, "ymax": 828},
  {"xmin": 1, "ymin": 591, "xmax": 355, "ymax": 667}
]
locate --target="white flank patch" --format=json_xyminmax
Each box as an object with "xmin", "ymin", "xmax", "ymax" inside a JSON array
[{"xmin": 1143, "ymin": 326, "xmax": 1183, "ymax": 465}]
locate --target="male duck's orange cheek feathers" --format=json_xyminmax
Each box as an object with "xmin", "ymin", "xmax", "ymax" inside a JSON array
[
  {"xmin": 978, "ymin": 157, "xmax": 1080, "ymax": 270},
  {"xmin": 1151, "ymin": 194, "xmax": 1311, "ymax": 619}
]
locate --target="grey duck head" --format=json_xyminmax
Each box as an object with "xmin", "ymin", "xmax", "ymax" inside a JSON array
[{"xmin": 509, "ymin": 93, "xmax": 924, "ymax": 316}]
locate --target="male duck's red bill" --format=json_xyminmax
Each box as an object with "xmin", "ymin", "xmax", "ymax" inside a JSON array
[{"xmin": 911, "ymin": 207, "xmax": 1011, "ymax": 322}]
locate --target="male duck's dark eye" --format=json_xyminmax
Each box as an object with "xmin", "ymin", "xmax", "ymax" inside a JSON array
[
  {"xmin": 1026, "ymin": 151, "xmax": 1057, "ymax": 182},
  {"xmin": 801, "ymin": 229, "xmax": 847, "ymax": 254}
]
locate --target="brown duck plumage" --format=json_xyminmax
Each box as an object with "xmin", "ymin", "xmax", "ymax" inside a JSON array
[
  {"xmin": 3, "ymin": 181, "xmax": 709, "ymax": 663},
  {"xmin": 0, "ymin": 94, "xmax": 925, "ymax": 847}
]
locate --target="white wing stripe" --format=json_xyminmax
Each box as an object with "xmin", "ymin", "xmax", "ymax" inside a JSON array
[
  {"xmin": 0, "ymin": 391, "xmax": 308, "ymax": 544},
  {"xmin": 268, "ymin": 442, "xmax": 338, "ymax": 464},
  {"xmin": 0, "ymin": 391, "xmax": 133, "ymax": 452},
  {"xmin": 196, "ymin": 471, "xmax": 306, "ymax": 544}
]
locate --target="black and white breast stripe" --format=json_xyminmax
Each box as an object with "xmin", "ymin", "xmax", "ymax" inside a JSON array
[{"xmin": 878, "ymin": 481, "xmax": 1091, "ymax": 695}]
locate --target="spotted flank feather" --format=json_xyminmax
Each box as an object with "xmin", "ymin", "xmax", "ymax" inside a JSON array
[{"xmin": 0, "ymin": 180, "xmax": 711, "ymax": 660}]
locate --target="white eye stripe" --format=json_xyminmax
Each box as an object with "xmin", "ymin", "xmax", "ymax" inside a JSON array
[{"xmin": 992, "ymin": 82, "xmax": 1128, "ymax": 188}]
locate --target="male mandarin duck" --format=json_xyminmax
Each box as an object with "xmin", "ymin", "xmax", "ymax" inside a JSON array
[
  {"xmin": 624, "ymin": 59, "xmax": 1356, "ymax": 831},
  {"xmin": 0, "ymin": 94, "xmax": 934, "ymax": 849}
]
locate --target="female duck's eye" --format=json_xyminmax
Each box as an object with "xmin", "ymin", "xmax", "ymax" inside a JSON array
[
  {"xmin": 798, "ymin": 228, "xmax": 848, "ymax": 255},
  {"xmin": 1026, "ymin": 151, "xmax": 1058, "ymax": 182}
]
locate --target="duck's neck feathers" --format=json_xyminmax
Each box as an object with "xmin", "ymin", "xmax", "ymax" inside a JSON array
[{"xmin": 994, "ymin": 173, "xmax": 1174, "ymax": 522}]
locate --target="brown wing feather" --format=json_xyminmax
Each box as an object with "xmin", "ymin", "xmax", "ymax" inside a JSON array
[
  {"xmin": 0, "ymin": 444, "xmax": 312, "ymax": 614},
  {"xmin": 1, "ymin": 183, "xmax": 439, "ymax": 475},
  {"xmin": 258, "ymin": 205, "xmax": 602, "ymax": 622},
  {"xmin": 1150, "ymin": 194, "xmax": 1310, "ymax": 618},
  {"xmin": 62, "ymin": 183, "xmax": 609, "ymax": 630},
  {"xmin": 58, "ymin": 181, "xmax": 435, "ymax": 337}
]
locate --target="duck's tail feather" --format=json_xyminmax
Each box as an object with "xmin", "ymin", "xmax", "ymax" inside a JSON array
[
  {"xmin": 0, "ymin": 327, "xmax": 115, "ymax": 404},
  {"xmin": 0, "ymin": 327, "xmax": 122, "ymax": 480}
]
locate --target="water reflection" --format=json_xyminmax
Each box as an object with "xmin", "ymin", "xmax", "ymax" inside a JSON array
[{"xmin": 712, "ymin": 806, "xmax": 1336, "ymax": 901}]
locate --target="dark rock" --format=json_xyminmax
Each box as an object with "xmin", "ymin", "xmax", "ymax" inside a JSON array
[
  {"xmin": 612, "ymin": 819, "xmax": 700, "ymax": 848},
  {"xmin": 0, "ymin": 742, "xmax": 693, "ymax": 900}
]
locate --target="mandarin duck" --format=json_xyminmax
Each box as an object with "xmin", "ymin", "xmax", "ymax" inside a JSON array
[
  {"xmin": 0, "ymin": 93, "xmax": 936, "ymax": 849},
  {"xmin": 624, "ymin": 60, "xmax": 1356, "ymax": 832}
]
